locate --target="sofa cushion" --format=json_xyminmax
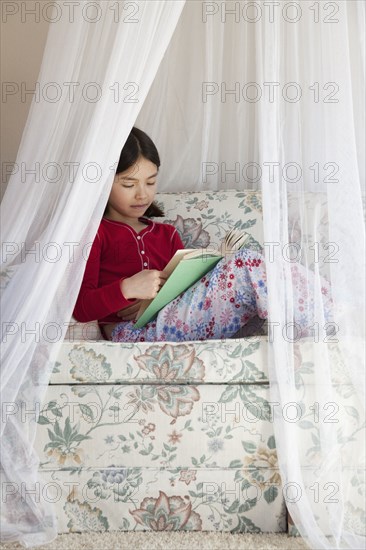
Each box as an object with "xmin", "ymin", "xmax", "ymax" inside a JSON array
[
  {"xmin": 51, "ymin": 336, "xmax": 269, "ymax": 384},
  {"xmin": 154, "ymin": 190, "xmax": 263, "ymax": 253}
]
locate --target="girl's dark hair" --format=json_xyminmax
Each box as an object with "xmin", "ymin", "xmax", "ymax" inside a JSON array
[{"xmin": 105, "ymin": 127, "xmax": 164, "ymax": 218}]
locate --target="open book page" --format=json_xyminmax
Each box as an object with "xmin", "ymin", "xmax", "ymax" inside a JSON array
[
  {"xmin": 224, "ymin": 228, "xmax": 250, "ymax": 252},
  {"xmin": 170, "ymin": 229, "xmax": 250, "ymax": 262},
  {"xmin": 133, "ymin": 228, "xmax": 251, "ymax": 328},
  {"xmin": 161, "ymin": 248, "xmax": 205, "ymax": 276}
]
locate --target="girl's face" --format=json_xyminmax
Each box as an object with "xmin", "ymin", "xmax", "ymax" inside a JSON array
[{"xmin": 105, "ymin": 157, "xmax": 158, "ymax": 224}]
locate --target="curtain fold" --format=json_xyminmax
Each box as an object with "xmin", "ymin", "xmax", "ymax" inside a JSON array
[
  {"xmin": 0, "ymin": 1, "xmax": 186, "ymax": 546},
  {"xmin": 256, "ymin": 2, "xmax": 365, "ymax": 548},
  {"xmin": 138, "ymin": 2, "xmax": 365, "ymax": 548}
]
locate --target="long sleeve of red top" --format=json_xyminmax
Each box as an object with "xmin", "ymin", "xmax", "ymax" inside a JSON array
[{"xmin": 73, "ymin": 217, "xmax": 184, "ymax": 327}]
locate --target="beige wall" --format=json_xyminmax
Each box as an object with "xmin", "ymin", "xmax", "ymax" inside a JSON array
[{"xmin": 1, "ymin": 1, "xmax": 50, "ymax": 199}]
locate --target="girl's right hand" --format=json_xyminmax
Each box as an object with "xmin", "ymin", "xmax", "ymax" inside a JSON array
[{"xmin": 120, "ymin": 270, "xmax": 167, "ymax": 300}]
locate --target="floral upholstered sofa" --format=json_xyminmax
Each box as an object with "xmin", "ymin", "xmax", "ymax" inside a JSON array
[{"xmin": 33, "ymin": 190, "xmax": 365, "ymax": 536}]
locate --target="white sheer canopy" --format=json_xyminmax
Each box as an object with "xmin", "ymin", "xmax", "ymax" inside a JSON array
[
  {"xmin": 1, "ymin": 1, "xmax": 185, "ymax": 546},
  {"xmin": 1, "ymin": 1, "xmax": 365, "ymax": 548}
]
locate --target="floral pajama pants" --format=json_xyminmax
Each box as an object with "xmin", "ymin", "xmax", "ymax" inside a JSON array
[{"xmin": 110, "ymin": 248, "xmax": 334, "ymax": 343}]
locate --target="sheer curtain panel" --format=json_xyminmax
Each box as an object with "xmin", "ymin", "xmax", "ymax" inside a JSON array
[
  {"xmin": 0, "ymin": 1, "xmax": 186, "ymax": 546},
  {"xmin": 137, "ymin": 1, "xmax": 365, "ymax": 548}
]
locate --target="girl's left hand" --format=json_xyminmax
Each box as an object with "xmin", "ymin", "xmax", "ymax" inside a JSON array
[{"xmin": 116, "ymin": 300, "xmax": 142, "ymax": 321}]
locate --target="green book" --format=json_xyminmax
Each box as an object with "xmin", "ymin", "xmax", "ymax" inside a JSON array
[{"xmin": 133, "ymin": 228, "xmax": 250, "ymax": 329}]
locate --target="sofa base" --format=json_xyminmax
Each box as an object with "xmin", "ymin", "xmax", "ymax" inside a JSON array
[{"xmin": 38, "ymin": 467, "xmax": 287, "ymax": 534}]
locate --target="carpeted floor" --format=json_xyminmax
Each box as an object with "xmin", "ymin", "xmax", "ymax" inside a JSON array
[{"xmin": 0, "ymin": 532, "xmax": 310, "ymax": 550}]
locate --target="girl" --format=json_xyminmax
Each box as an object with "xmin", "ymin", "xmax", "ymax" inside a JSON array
[{"xmin": 73, "ymin": 127, "xmax": 333, "ymax": 342}]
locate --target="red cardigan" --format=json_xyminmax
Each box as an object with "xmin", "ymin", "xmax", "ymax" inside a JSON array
[{"xmin": 73, "ymin": 217, "xmax": 184, "ymax": 330}]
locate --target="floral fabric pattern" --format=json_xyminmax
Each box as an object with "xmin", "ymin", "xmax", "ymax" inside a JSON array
[
  {"xmin": 110, "ymin": 248, "xmax": 334, "ymax": 343},
  {"xmin": 52, "ymin": 338, "xmax": 269, "ymax": 384},
  {"xmin": 130, "ymin": 491, "xmax": 203, "ymax": 531}
]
